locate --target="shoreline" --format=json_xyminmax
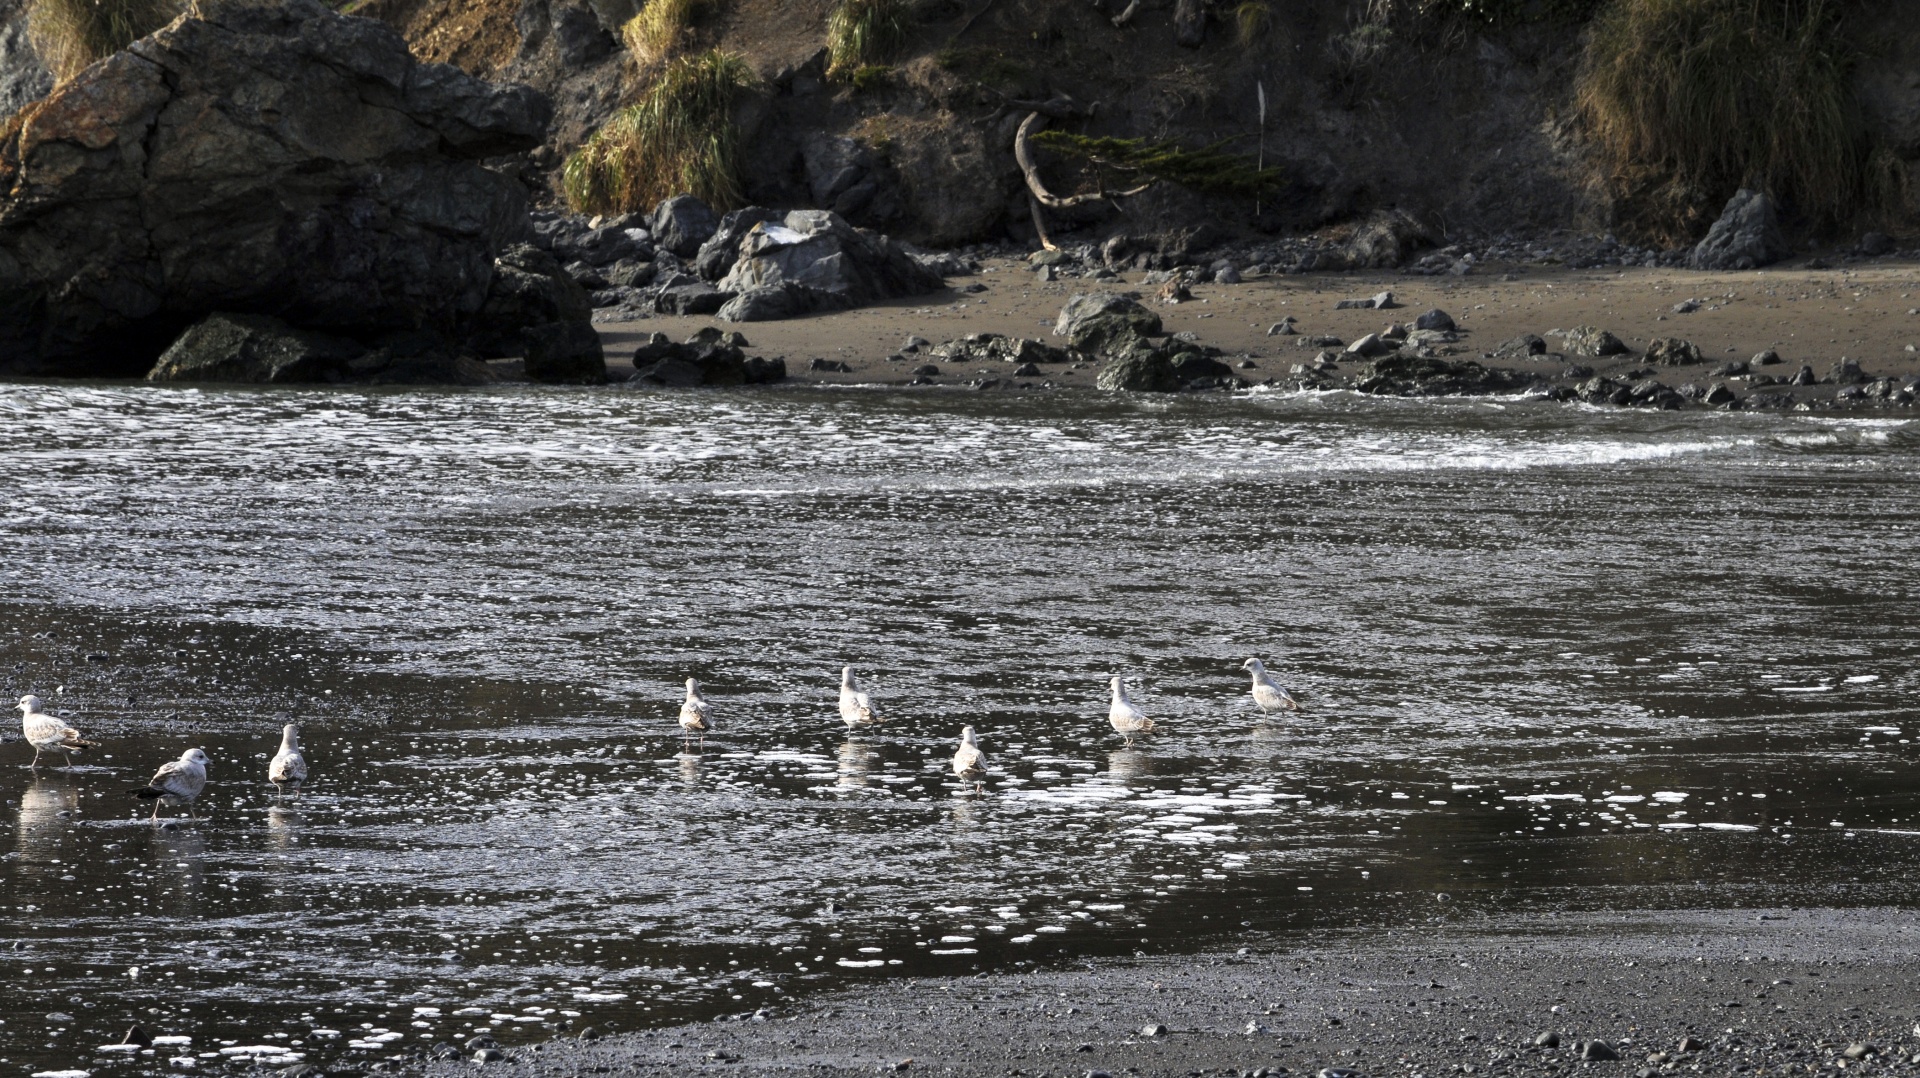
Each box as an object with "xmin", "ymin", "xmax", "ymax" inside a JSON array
[{"xmin": 429, "ymin": 906, "xmax": 1920, "ymax": 1077}]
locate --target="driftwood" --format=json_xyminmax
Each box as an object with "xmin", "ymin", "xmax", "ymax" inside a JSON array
[
  {"xmin": 1111, "ymin": 0, "xmax": 1142, "ymax": 27},
  {"xmin": 1014, "ymin": 111, "xmax": 1154, "ymax": 251},
  {"xmin": 1173, "ymin": 0, "xmax": 1205, "ymax": 46}
]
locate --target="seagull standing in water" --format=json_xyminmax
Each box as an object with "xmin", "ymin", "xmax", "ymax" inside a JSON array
[
  {"xmin": 16, "ymin": 695, "xmax": 98, "ymax": 770},
  {"xmin": 1243, "ymin": 658, "xmax": 1300, "ymax": 717},
  {"xmin": 951, "ymin": 725, "xmax": 989, "ymax": 793},
  {"xmin": 130, "ymin": 748, "xmax": 209, "ymax": 821},
  {"xmin": 838, "ymin": 666, "xmax": 881, "ymax": 727},
  {"xmin": 1108, "ymin": 677, "xmax": 1155, "ymax": 746},
  {"xmin": 268, "ymin": 724, "xmax": 307, "ymax": 797},
  {"xmin": 678, "ymin": 678, "xmax": 715, "ymax": 747}
]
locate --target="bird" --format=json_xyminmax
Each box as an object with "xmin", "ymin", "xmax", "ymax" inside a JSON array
[
  {"xmin": 838, "ymin": 666, "xmax": 881, "ymax": 727},
  {"xmin": 16, "ymin": 695, "xmax": 98, "ymax": 770},
  {"xmin": 951, "ymin": 725, "xmax": 989, "ymax": 793},
  {"xmin": 130, "ymin": 748, "xmax": 210, "ymax": 821},
  {"xmin": 678, "ymin": 678, "xmax": 714, "ymax": 747},
  {"xmin": 1243, "ymin": 658, "xmax": 1300, "ymax": 716},
  {"xmin": 1108, "ymin": 677, "xmax": 1155, "ymax": 746},
  {"xmin": 268, "ymin": 724, "xmax": 307, "ymax": 797}
]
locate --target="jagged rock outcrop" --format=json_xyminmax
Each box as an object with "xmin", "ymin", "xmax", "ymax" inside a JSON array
[
  {"xmin": 0, "ymin": 0, "xmax": 51, "ymax": 119},
  {"xmin": 0, "ymin": 0, "xmax": 559, "ymax": 379},
  {"xmin": 1688, "ymin": 189, "xmax": 1792, "ymax": 271},
  {"xmin": 717, "ymin": 210, "xmax": 944, "ymax": 310}
]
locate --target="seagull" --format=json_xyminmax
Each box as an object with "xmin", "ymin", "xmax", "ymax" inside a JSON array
[
  {"xmin": 1108, "ymin": 677, "xmax": 1155, "ymax": 746},
  {"xmin": 268, "ymin": 724, "xmax": 307, "ymax": 797},
  {"xmin": 679, "ymin": 678, "xmax": 714, "ymax": 747},
  {"xmin": 16, "ymin": 695, "xmax": 98, "ymax": 770},
  {"xmin": 1243, "ymin": 658, "xmax": 1300, "ymax": 716},
  {"xmin": 130, "ymin": 748, "xmax": 210, "ymax": 821},
  {"xmin": 839, "ymin": 666, "xmax": 881, "ymax": 727},
  {"xmin": 951, "ymin": 725, "xmax": 989, "ymax": 793}
]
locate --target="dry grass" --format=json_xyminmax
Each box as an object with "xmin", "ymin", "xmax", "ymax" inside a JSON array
[
  {"xmin": 825, "ymin": 0, "xmax": 908, "ymax": 81},
  {"xmin": 28, "ymin": 0, "xmax": 181, "ymax": 81},
  {"xmin": 1232, "ymin": 0, "xmax": 1271, "ymax": 44},
  {"xmin": 562, "ymin": 48, "xmax": 756, "ymax": 215},
  {"xmin": 621, "ymin": 0, "xmax": 722, "ymax": 65},
  {"xmin": 1576, "ymin": 0, "xmax": 1872, "ymax": 233}
]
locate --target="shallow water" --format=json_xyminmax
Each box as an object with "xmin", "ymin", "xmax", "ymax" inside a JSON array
[{"xmin": 2, "ymin": 384, "xmax": 1917, "ymax": 1074}]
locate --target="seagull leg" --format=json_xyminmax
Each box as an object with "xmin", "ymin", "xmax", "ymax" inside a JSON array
[
  {"xmin": 65, "ymin": 751, "xmax": 77, "ymax": 769},
  {"xmin": 150, "ymin": 800, "xmax": 161, "ymax": 822},
  {"xmin": 29, "ymin": 747, "xmax": 41, "ymax": 771}
]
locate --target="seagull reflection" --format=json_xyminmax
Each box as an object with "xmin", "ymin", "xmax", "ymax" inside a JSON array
[
  {"xmin": 837, "ymin": 740, "xmax": 877, "ymax": 789},
  {"xmin": 1106, "ymin": 748, "xmax": 1153, "ymax": 782},
  {"xmin": 677, "ymin": 752, "xmax": 703, "ymax": 785},
  {"xmin": 16, "ymin": 777, "xmax": 79, "ymax": 864},
  {"xmin": 266, "ymin": 804, "xmax": 300, "ymax": 850},
  {"xmin": 145, "ymin": 825, "xmax": 208, "ymax": 918}
]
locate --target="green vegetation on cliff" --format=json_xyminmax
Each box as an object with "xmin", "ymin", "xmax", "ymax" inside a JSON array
[
  {"xmin": 1577, "ymin": 0, "xmax": 1886, "ymax": 236},
  {"xmin": 1029, "ymin": 131, "xmax": 1285, "ymax": 201},
  {"xmin": 621, "ymin": 0, "xmax": 719, "ymax": 65},
  {"xmin": 826, "ymin": 0, "xmax": 909, "ymax": 81},
  {"xmin": 28, "ymin": 0, "xmax": 179, "ymax": 80},
  {"xmin": 562, "ymin": 48, "xmax": 755, "ymax": 215}
]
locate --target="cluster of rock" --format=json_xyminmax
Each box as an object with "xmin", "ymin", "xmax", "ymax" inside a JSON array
[
  {"xmin": 535, "ymin": 197, "xmax": 954, "ymax": 325},
  {"xmin": 625, "ymin": 328, "xmax": 786, "ymax": 387},
  {"xmin": 1053, "ymin": 294, "xmax": 1245, "ymax": 392},
  {"xmin": 0, "ymin": 0, "xmax": 604, "ymax": 385}
]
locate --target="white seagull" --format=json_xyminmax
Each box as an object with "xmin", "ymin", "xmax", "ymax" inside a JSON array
[
  {"xmin": 268, "ymin": 724, "xmax": 308, "ymax": 797},
  {"xmin": 679, "ymin": 678, "xmax": 714, "ymax": 746},
  {"xmin": 131, "ymin": 748, "xmax": 210, "ymax": 821},
  {"xmin": 838, "ymin": 666, "xmax": 881, "ymax": 727},
  {"xmin": 16, "ymin": 695, "xmax": 97, "ymax": 770},
  {"xmin": 951, "ymin": 725, "xmax": 989, "ymax": 793},
  {"xmin": 1243, "ymin": 658, "xmax": 1300, "ymax": 716},
  {"xmin": 1108, "ymin": 677, "xmax": 1155, "ymax": 746}
]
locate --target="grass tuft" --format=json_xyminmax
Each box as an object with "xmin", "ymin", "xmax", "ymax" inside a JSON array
[
  {"xmin": 1029, "ymin": 131, "xmax": 1285, "ymax": 200},
  {"xmin": 826, "ymin": 0, "xmax": 909, "ymax": 81},
  {"xmin": 27, "ymin": 0, "xmax": 181, "ymax": 82},
  {"xmin": 621, "ymin": 0, "xmax": 719, "ymax": 66},
  {"xmin": 1576, "ymin": 0, "xmax": 1874, "ymax": 235},
  {"xmin": 1232, "ymin": 0, "xmax": 1271, "ymax": 44},
  {"xmin": 562, "ymin": 48, "xmax": 756, "ymax": 215}
]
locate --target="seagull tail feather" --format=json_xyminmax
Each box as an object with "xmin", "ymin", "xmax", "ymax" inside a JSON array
[
  {"xmin": 65, "ymin": 737, "xmax": 100, "ymax": 748},
  {"xmin": 129, "ymin": 787, "xmax": 166, "ymax": 799}
]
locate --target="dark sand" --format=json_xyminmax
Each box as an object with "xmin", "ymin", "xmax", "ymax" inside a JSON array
[
  {"xmin": 594, "ymin": 260, "xmax": 1920, "ymax": 395},
  {"xmin": 448, "ymin": 908, "xmax": 1920, "ymax": 1077}
]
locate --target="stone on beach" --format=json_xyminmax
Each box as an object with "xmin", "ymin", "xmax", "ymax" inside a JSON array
[{"xmin": 1688, "ymin": 189, "xmax": 1792, "ymax": 271}]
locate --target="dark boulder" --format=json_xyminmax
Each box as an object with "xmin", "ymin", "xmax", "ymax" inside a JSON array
[
  {"xmin": 1053, "ymin": 293, "xmax": 1163, "ymax": 355},
  {"xmin": 1643, "ymin": 337, "xmax": 1704, "ymax": 365},
  {"xmin": 1340, "ymin": 209, "xmax": 1431, "ymax": 269},
  {"xmin": 1688, "ymin": 189, "xmax": 1791, "ymax": 270},
  {"xmin": 1095, "ymin": 345, "xmax": 1180, "ymax": 392},
  {"xmin": 521, "ymin": 321, "xmax": 605, "ymax": 383},
  {"xmin": 629, "ymin": 328, "xmax": 781, "ymax": 387},
  {"xmin": 650, "ymin": 194, "xmax": 719, "ymax": 259},
  {"xmin": 692, "ymin": 208, "xmax": 784, "ymax": 281},
  {"xmin": 147, "ymin": 313, "xmax": 365, "ymax": 384},
  {"xmin": 1829, "ymin": 358, "xmax": 1869, "ymax": 385},
  {"xmin": 715, "ymin": 210, "xmax": 941, "ymax": 314},
  {"xmin": 927, "ymin": 334, "xmax": 1074, "ymax": 366},
  {"xmin": 473, "ymin": 244, "xmax": 594, "ymax": 356},
  {"xmin": 716, "ymin": 282, "xmax": 850, "ymax": 323},
  {"xmin": 0, "ymin": 0, "xmax": 50, "ymax": 119},
  {"xmin": 653, "ymin": 275, "xmax": 734, "ymax": 316},
  {"xmin": 1560, "ymin": 326, "xmax": 1629, "ymax": 356},
  {"xmin": 0, "ymin": 0, "xmax": 552, "ymax": 378},
  {"xmin": 1356, "ymin": 354, "xmax": 1535, "ymax": 396},
  {"xmin": 1414, "ymin": 309, "xmax": 1456, "ymax": 332}
]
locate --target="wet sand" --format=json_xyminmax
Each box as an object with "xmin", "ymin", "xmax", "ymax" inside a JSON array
[
  {"xmin": 450, "ymin": 907, "xmax": 1920, "ymax": 1077},
  {"xmin": 596, "ymin": 259, "xmax": 1920, "ymax": 391}
]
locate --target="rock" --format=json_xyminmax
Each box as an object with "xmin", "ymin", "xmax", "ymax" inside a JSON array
[
  {"xmin": 1345, "ymin": 333, "xmax": 1392, "ymax": 358},
  {"xmin": 1627, "ymin": 379, "xmax": 1687, "ymax": 409},
  {"xmin": 1012, "ymin": 362, "xmax": 1041, "ymax": 377},
  {"xmin": 1560, "ymin": 326, "xmax": 1629, "ymax": 356},
  {"xmin": 909, "ymin": 250, "xmax": 979, "ymax": 278},
  {"xmin": 1266, "ymin": 319, "xmax": 1297, "ymax": 336},
  {"xmin": 809, "ymin": 358, "xmax": 853, "ymax": 373},
  {"xmin": 654, "ymin": 275, "xmax": 734, "ymax": 316},
  {"xmin": 1710, "ymin": 360, "xmax": 1749, "ymax": 376},
  {"xmin": 0, "ymin": 0, "xmax": 550, "ymax": 378},
  {"xmin": 1356, "ymin": 354, "xmax": 1534, "ymax": 396},
  {"xmin": 1496, "ymin": 334, "xmax": 1547, "ymax": 357},
  {"xmin": 629, "ymin": 329, "xmax": 774, "ymax": 386},
  {"xmin": 1676, "ymin": 1037, "xmax": 1706, "ymax": 1053},
  {"xmin": 474, "ymin": 244, "xmax": 596, "ymax": 357},
  {"xmin": 650, "ymin": 194, "xmax": 720, "ymax": 259},
  {"xmin": 1054, "ymin": 294, "xmax": 1163, "ymax": 355},
  {"xmin": 1672, "ymin": 299, "xmax": 1700, "ymax": 314},
  {"xmin": 743, "ymin": 356, "xmax": 786, "ymax": 383},
  {"xmin": 0, "ymin": 0, "xmax": 51, "ymax": 120},
  {"xmin": 1580, "ymin": 1041, "xmax": 1621, "ymax": 1062},
  {"xmin": 1752, "ymin": 349, "xmax": 1782, "ymax": 366},
  {"xmin": 1335, "ymin": 291, "xmax": 1394, "ymax": 310},
  {"xmin": 1534, "ymin": 1032, "xmax": 1561, "ymax": 1048},
  {"xmin": 1096, "ymin": 346, "xmax": 1180, "ymax": 392},
  {"xmin": 928, "ymin": 333, "xmax": 1073, "ymax": 366},
  {"xmin": 1858, "ymin": 231, "xmax": 1895, "ymax": 257},
  {"xmin": 474, "ymin": 1048, "xmax": 506, "ymax": 1063},
  {"xmin": 1140, "ymin": 1023, "xmax": 1169, "ymax": 1038},
  {"xmin": 1643, "ymin": 337, "xmax": 1704, "ymax": 365},
  {"xmin": 1156, "ymin": 278, "xmax": 1194, "ymax": 304},
  {"xmin": 911, "ymin": 364, "xmax": 940, "ymax": 377},
  {"xmin": 692, "ymin": 207, "xmax": 784, "ymax": 281},
  {"xmin": 147, "ymin": 313, "xmax": 366, "ymax": 384},
  {"xmin": 1828, "ymin": 358, "xmax": 1869, "ymax": 384},
  {"xmin": 577, "ymin": 1028, "xmax": 601, "ymax": 1041},
  {"xmin": 603, "ymin": 259, "xmax": 656, "ymax": 289},
  {"xmin": 1414, "ymin": 309, "xmax": 1455, "ymax": 332},
  {"xmin": 717, "ymin": 210, "xmax": 941, "ymax": 313},
  {"xmin": 277, "ymin": 1066, "xmax": 325, "ymax": 1078},
  {"xmin": 717, "ymin": 283, "xmax": 843, "ymax": 323},
  {"xmin": 1342, "ymin": 209, "xmax": 1430, "ymax": 268},
  {"xmin": 1213, "ymin": 265, "xmax": 1243, "ymax": 284},
  {"xmin": 521, "ymin": 321, "xmax": 605, "ymax": 383},
  {"xmin": 1789, "ymin": 364, "xmax": 1818, "ymax": 386},
  {"xmin": 1702, "ymin": 382, "xmax": 1738, "ymax": 404},
  {"xmin": 465, "ymin": 1036, "xmax": 500, "ymax": 1051},
  {"xmin": 1688, "ymin": 188, "xmax": 1791, "ymax": 270},
  {"xmin": 1171, "ymin": 353, "xmax": 1235, "ymax": 384},
  {"xmin": 901, "ymin": 335, "xmax": 931, "ymax": 352},
  {"xmin": 1843, "ymin": 1044, "xmax": 1876, "ymax": 1061}
]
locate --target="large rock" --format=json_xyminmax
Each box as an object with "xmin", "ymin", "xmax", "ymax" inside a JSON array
[
  {"xmin": 147, "ymin": 313, "xmax": 364, "ymax": 383},
  {"xmin": 692, "ymin": 207, "xmax": 783, "ymax": 281},
  {"xmin": 650, "ymin": 194, "xmax": 719, "ymax": 259},
  {"xmin": 1341, "ymin": 209, "xmax": 1431, "ymax": 269},
  {"xmin": 1095, "ymin": 343, "xmax": 1181, "ymax": 392},
  {"xmin": 716, "ymin": 210, "xmax": 942, "ymax": 311},
  {"xmin": 473, "ymin": 243, "xmax": 594, "ymax": 362},
  {"xmin": 1688, "ymin": 189, "xmax": 1791, "ymax": 271},
  {"xmin": 0, "ymin": 0, "xmax": 553, "ymax": 378},
  {"xmin": 927, "ymin": 334, "xmax": 1073, "ymax": 366},
  {"xmin": 1053, "ymin": 293, "xmax": 1163, "ymax": 355},
  {"xmin": 628, "ymin": 328, "xmax": 784, "ymax": 387},
  {"xmin": 521, "ymin": 321, "xmax": 604, "ymax": 383},
  {"xmin": 0, "ymin": 0, "xmax": 51, "ymax": 119},
  {"xmin": 1355, "ymin": 354, "xmax": 1536, "ymax": 396}
]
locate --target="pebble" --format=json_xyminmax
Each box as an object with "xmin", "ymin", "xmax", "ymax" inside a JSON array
[
  {"xmin": 1676, "ymin": 1036, "xmax": 1705, "ymax": 1052},
  {"xmin": 1843, "ymin": 1043, "xmax": 1876, "ymax": 1060},
  {"xmin": 1673, "ymin": 299, "xmax": 1700, "ymax": 313},
  {"xmin": 1580, "ymin": 1040, "xmax": 1621, "ymax": 1061},
  {"xmin": 1012, "ymin": 363, "xmax": 1041, "ymax": 376},
  {"xmin": 1534, "ymin": 1032, "xmax": 1560, "ymax": 1048},
  {"xmin": 900, "ymin": 336, "xmax": 930, "ymax": 353},
  {"xmin": 473, "ymin": 1048, "xmax": 505, "ymax": 1063},
  {"xmin": 1413, "ymin": 308, "xmax": 1455, "ymax": 332},
  {"xmin": 911, "ymin": 364, "xmax": 939, "ymax": 377},
  {"xmin": 809, "ymin": 358, "xmax": 854, "ymax": 373},
  {"xmin": 1141, "ymin": 1023, "xmax": 1169, "ymax": 1037}
]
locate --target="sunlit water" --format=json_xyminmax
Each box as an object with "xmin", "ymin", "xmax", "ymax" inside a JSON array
[{"xmin": 2, "ymin": 384, "xmax": 1917, "ymax": 1074}]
